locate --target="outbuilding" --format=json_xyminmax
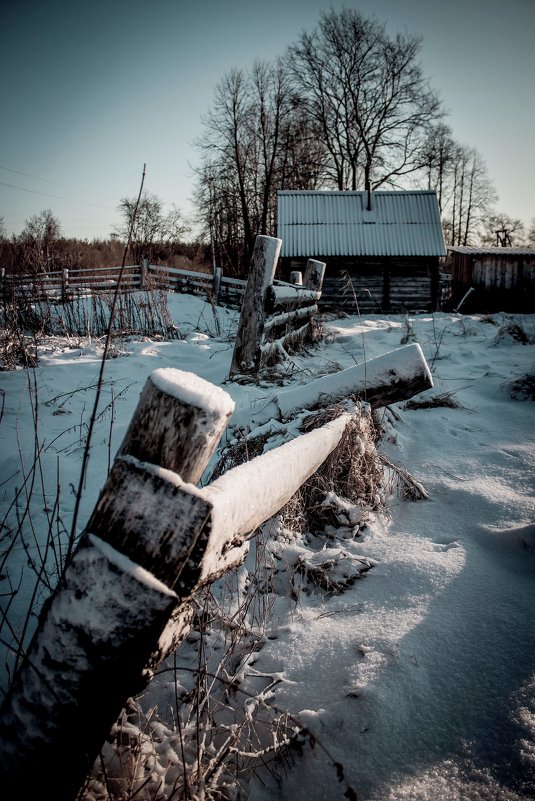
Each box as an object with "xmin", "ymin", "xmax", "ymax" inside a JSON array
[
  {"xmin": 445, "ymin": 246, "xmax": 535, "ymax": 313},
  {"xmin": 277, "ymin": 189, "xmax": 447, "ymax": 313}
]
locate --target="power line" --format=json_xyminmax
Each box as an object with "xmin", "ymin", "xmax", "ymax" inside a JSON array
[
  {"xmin": 0, "ymin": 180, "xmax": 114, "ymax": 209},
  {"xmin": 0, "ymin": 165, "xmax": 71, "ymax": 188}
]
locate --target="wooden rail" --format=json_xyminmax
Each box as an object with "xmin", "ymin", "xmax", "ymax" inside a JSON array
[
  {"xmin": 0, "ymin": 342, "xmax": 432, "ymax": 801},
  {"xmin": 0, "ymin": 263, "xmax": 247, "ymax": 308}
]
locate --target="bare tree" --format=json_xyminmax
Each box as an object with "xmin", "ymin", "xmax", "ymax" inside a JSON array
[
  {"xmin": 420, "ymin": 123, "xmax": 458, "ymax": 213},
  {"xmin": 114, "ymin": 193, "xmax": 190, "ymax": 264},
  {"xmin": 442, "ymin": 146, "xmax": 496, "ymax": 246},
  {"xmin": 18, "ymin": 209, "xmax": 62, "ymax": 273},
  {"xmin": 289, "ymin": 8, "xmax": 443, "ymax": 192},
  {"xmin": 194, "ymin": 59, "xmax": 323, "ymax": 273},
  {"xmin": 481, "ymin": 212, "xmax": 526, "ymax": 247}
]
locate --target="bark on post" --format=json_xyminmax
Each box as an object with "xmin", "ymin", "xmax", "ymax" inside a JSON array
[
  {"xmin": 304, "ymin": 259, "xmax": 326, "ymax": 292},
  {"xmin": 238, "ymin": 342, "xmax": 434, "ymax": 432},
  {"xmin": 116, "ymin": 367, "xmax": 235, "ymax": 482},
  {"xmin": 229, "ymin": 235, "xmax": 282, "ymax": 376},
  {"xmin": 0, "ymin": 533, "xmax": 180, "ymax": 801}
]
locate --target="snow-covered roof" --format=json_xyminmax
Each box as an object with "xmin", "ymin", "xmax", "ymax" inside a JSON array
[
  {"xmin": 277, "ymin": 190, "xmax": 447, "ymax": 258},
  {"xmin": 448, "ymin": 246, "xmax": 535, "ymax": 256}
]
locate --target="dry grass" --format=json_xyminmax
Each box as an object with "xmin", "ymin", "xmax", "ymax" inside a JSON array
[
  {"xmin": 403, "ymin": 391, "xmax": 462, "ymax": 410},
  {"xmin": 503, "ymin": 373, "xmax": 535, "ymax": 401}
]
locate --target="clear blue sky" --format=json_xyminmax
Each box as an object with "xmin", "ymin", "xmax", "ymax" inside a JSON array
[{"xmin": 1, "ymin": 0, "xmax": 533, "ymax": 240}]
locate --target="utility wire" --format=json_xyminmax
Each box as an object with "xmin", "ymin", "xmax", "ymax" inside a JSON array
[{"xmin": 0, "ymin": 179, "xmax": 113, "ymax": 209}]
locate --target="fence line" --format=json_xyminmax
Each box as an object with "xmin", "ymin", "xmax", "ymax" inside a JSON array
[
  {"xmin": 0, "ymin": 342, "xmax": 433, "ymax": 801},
  {"xmin": 0, "ymin": 263, "xmax": 248, "ymax": 308}
]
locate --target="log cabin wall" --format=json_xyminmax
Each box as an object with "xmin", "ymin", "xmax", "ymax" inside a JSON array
[{"xmin": 281, "ymin": 256, "xmax": 440, "ymax": 313}]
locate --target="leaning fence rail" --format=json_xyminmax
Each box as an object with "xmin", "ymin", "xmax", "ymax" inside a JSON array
[{"xmin": 0, "ymin": 341, "xmax": 433, "ymax": 801}]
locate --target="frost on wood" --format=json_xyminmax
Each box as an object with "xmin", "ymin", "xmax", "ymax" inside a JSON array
[
  {"xmin": 277, "ymin": 343, "xmax": 433, "ymax": 417},
  {"xmin": 150, "ymin": 367, "xmax": 235, "ymax": 418},
  {"xmin": 117, "ymin": 367, "xmax": 234, "ymax": 482},
  {"xmin": 242, "ymin": 343, "xmax": 433, "ymax": 430},
  {"xmin": 199, "ymin": 411, "xmax": 354, "ymax": 581},
  {"xmin": 0, "ymin": 533, "xmax": 179, "ymax": 801},
  {"xmin": 87, "ymin": 456, "xmax": 213, "ymax": 590}
]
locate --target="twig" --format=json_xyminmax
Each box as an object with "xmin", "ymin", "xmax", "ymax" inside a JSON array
[{"xmin": 67, "ymin": 164, "xmax": 146, "ymax": 565}]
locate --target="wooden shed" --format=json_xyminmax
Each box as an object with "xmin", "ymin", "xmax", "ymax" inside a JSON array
[
  {"xmin": 446, "ymin": 247, "xmax": 535, "ymax": 313},
  {"xmin": 277, "ymin": 189, "xmax": 447, "ymax": 313}
]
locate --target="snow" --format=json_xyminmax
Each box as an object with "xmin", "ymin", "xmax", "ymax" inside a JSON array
[
  {"xmin": 1, "ymin": 292, "xmax": 534, "ymax": 799},
  {"xmin": 150, "ymin": 366, "xmax": 235, "ymax": 418}
]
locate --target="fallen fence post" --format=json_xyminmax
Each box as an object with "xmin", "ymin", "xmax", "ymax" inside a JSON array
[{"xmin": 240, "ymin": 342, "xmax": 433, "ymax": 432}]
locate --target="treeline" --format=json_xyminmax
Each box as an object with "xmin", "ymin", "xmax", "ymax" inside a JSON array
[
  {"xmin": 3, "ymin": 7, "xmax": 534, "ymax": 279},
  {"xmin": 0, "ymin": 201, "xmax": 211, "ymax": 276},
  {"xmin": 193, "ymin": 7, "xmax": 534, "ymax": 273}
]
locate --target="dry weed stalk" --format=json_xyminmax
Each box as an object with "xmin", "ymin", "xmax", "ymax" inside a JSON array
[{"xmin": 278, "ymin": 404, "xmax": 384, "ymax": 538}]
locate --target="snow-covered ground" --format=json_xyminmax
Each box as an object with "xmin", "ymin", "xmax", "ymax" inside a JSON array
[{"xmin": 1, "ymin": 294, "xmax": 534, "ymax": 800}]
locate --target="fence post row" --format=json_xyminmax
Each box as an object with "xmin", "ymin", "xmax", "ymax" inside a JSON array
[{"xmin": 229, "ymin": 236, "xmax": 326, "ymax": 377}]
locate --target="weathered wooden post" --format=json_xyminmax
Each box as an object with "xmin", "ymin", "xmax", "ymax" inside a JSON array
[
  {"xmin": 141, "ymin": 258, "xmax": 149, "ymax": 289},
  {"xmin": 61, "ymin": 268, "xmax": 69, "ymax": 302},
  {"xmin": 0, "ymin": 369, "xmax": 235, "ymax": 801},
  {"xmin": 290, "ymin": 270, "xmax": 303, "ymax": 285},
  {"xmin": 213, "ymin": 266, "xmax": 222, "ymax": 304},
  {"xmin": 229, "ymin": 234, "xmax": 282, "ymax": 376},
  {"xmin": 304, "ymin": 258, "xmax": 326, "ymax": 292}
]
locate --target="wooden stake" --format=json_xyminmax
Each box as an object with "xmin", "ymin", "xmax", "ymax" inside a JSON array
[{"xmin": 229, "ymin": 235, "xmax": 282, "ymax": 375}]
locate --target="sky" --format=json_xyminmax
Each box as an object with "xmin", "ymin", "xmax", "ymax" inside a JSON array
[
  {"xmin": 0, "ymin": 0, "xmax": 534, "ymax": 240},
  {"xmin": 1, "ymin": 290, "xmax": 534, "ymax": 798}
]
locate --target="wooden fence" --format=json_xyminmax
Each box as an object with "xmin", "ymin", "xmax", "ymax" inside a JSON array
[
  {"xmin": 1, "ymin": 234, "xmax": 327, "ymax": 375},
  {"xmin": 0, "ymin": 337, "xmax": 433, "ymax": 801},
  {"xmin": 230, "ymin": 236, "xmax": 326, "ymax": 376},
  {"xmin": 0, "ymin": 263, "xmax": 247, "ymax": 308}
]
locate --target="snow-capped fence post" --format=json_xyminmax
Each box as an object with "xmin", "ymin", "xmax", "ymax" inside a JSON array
[
  {"xmin": 0, "ymin": 369, "xmax": 235, "ymax": 801},
  {"xmin": 116, "ymin": 368, "xmax": 234, "ymax": 482},
  {"xmin": 230, "ymin": 234, "xmax": 282, "ymax": 376}
]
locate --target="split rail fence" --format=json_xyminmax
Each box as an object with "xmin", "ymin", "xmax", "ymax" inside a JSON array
[{"xmin": 0, "ymin": 234, "xmax": 434, "ymax": 801}]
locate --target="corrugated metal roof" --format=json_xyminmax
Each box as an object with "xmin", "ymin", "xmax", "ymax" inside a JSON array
[
  {"xmin": 277, "ymin": 190, "xmax": 447, "ymax": 258},
  {"xmin": 448, "ymin": 246, "xmax": 535, "ymax": 256}
]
